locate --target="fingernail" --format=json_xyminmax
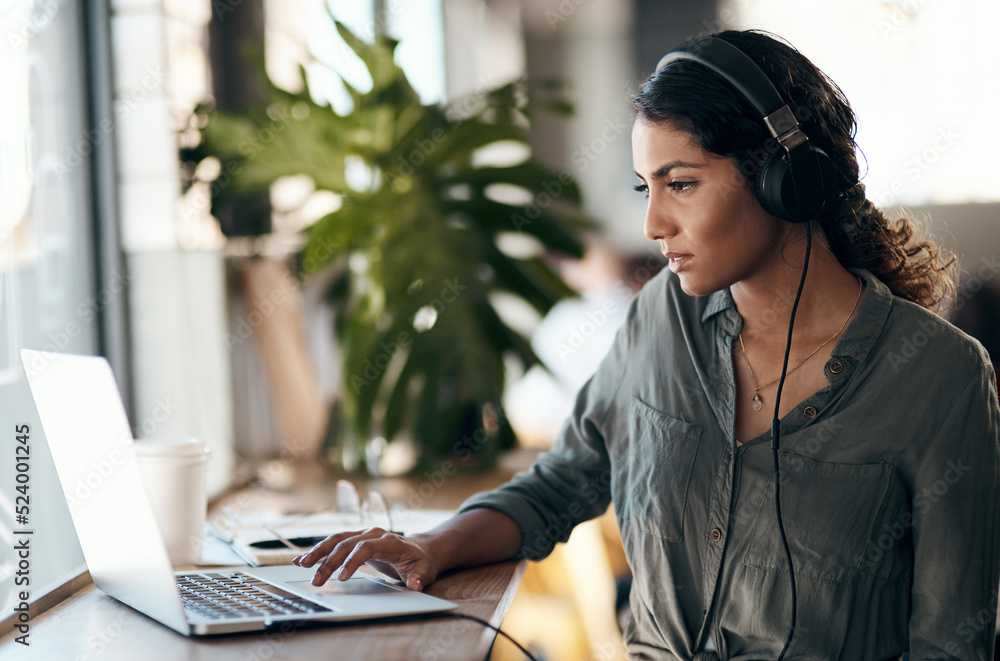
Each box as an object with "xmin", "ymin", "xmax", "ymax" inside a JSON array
[{"xmin": 338, "ymin": 567, "xmax": 348, "ymax": 580}]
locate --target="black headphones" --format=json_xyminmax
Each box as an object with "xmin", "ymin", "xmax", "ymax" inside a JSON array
[{"xmin": 656, "ymin": 36, "xmax": 840, "ymax": 224}]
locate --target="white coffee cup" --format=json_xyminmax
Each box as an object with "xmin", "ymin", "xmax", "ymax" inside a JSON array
[{"xmin": 134, "ymin": 438, "xmax": 211, "ymax": 566}]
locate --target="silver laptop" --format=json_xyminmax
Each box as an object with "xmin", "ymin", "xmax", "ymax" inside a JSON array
[{"xmin": 21, "ymin": 349, "xmax": 457, "ymax": 635}]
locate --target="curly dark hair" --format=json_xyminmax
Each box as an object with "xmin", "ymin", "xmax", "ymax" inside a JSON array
[{"xmin": 632, "ymin": 29, "xmax": 956, "ymax": 311}]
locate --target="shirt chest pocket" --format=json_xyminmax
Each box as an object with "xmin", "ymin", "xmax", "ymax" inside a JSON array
[
  {"xmin": 620, "ymin": 399, "xmax": 703, "ymax": 543},
  {"xmin": 742, "ymin": 453, "xmax": 893, "ymax": 584}
]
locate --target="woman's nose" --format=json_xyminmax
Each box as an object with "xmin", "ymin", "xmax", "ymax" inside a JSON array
[{"xmin": 643, "ymin": 199, "xmax": 677, "ymax": 242}]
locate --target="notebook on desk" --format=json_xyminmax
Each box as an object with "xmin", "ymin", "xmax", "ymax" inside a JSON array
[{"xmin": 21, "ymin": 349, "xmax": 457, "ymax": 635}]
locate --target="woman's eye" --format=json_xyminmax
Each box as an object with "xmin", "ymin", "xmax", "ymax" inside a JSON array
[
  {"xmin": 668, "ymin": 181, "xmax": 696, "ymax": 192},
  {"xmin": 632, "ymin": 181, "xmax": 695, "ymax": 198}
]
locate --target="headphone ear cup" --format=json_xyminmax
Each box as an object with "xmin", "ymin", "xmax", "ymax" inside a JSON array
[
  {"xmin": 755, "ymin": 144, "xmax": 840, "ymax": 223},
  {"xmin": 754, "ymin": 149, "xmax": 786, "ymax": 220}
]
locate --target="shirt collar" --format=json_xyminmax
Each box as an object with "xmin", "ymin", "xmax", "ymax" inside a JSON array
[
  {"xmin": 701, "ymin": 286, "xmax": 742, "ymax": 336},
  {"xmin": 700, "ymin": 267, "xmax": 894, "ymax": 362},
  {"xmin": 833, "ymin": 267, "xmax": 893, "ymax": 364},
  {"xmin": 701, "ymin": 287, "xmax": 734, "ymax": 323}
]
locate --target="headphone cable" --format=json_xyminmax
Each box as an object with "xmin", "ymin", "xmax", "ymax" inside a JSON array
[{"xmin": 772, "ymin": 219, "xmax": 811, "ymax": 660}]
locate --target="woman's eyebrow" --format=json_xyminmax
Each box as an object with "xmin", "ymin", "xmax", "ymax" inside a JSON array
[{"xmin": 634, "ymin": 160, "xmax": 705, "ymax": 180}]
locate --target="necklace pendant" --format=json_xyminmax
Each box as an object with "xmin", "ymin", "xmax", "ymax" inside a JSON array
[{"xmin": 752, "ymin": 393, "xmax": 763, "ymax": 412}]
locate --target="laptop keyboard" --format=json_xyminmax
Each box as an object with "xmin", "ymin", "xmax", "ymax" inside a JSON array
[{"xmin": 177, "ymin": 572, "xmax": 333, "ymax": 621}]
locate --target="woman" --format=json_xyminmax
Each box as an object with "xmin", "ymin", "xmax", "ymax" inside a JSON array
[{"xmin": 294, "ymin": 30, "xmax": 1000, "ymax": 659}]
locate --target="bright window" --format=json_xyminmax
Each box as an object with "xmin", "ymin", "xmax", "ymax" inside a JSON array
[
  {"xmin": 722, "ymin": 0, "xmax": 1000, "ymax": 205},
  {"xmin": 0, "ymin": 1, "xmax": 101, "ymax": 606},
  {"xmin": 309, "ymin": 0, "xmax": 446, "ymax": 111}
]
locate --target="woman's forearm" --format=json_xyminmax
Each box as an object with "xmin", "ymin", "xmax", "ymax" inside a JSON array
[{"xmin": 413, "ymin": 508, "xmax": 523, "ymax": 573}]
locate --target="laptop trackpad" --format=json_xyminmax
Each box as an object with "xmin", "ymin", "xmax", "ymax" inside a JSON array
[{"xmin": 287, "ymin": 579, "xmax": 403, "ymax": 596}]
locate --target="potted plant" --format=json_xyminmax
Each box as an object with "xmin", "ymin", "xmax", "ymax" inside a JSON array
[{"xmin": 188, "ymin": 18, "xmax": 592, "ymax": 473}]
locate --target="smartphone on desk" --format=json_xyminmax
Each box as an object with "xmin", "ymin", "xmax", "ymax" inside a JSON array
[
  {"xmin": 248, "ymin": 536, "xmax": 330, "ymax": 550},
  {"xmin": 248, "ymin": 532, "xmax": 406, "ymax": 551}
]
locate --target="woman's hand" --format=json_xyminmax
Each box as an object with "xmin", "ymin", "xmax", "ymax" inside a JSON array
[
  {"xmin": 291, "ymin": 528, "xmax": 438, "ymax": 591},
  {"xmin": 292, "ymin": 509, "xmax": 522, "ymax": 592}
]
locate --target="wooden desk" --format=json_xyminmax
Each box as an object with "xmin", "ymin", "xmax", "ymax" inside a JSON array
[
  {"xmin": 0, "ymin": 451, "xmax": 539, "ymax": 660},
  {"xmin": 0, "ymin": 561, "xmax": 524, "ymax": 661}
]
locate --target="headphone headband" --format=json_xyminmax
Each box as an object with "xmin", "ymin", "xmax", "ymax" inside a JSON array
[
  {"xmin": 657, "ymin": 36, "xmax": 807, "ymax": 151},
  {"xmin": 657, "ymin": 37, "xmax": 784, "ymax": 117}
]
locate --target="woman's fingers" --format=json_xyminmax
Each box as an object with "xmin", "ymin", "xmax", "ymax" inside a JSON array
[
  {"xmin": 290, "ymin": 527, "xmax": 436, "ymax": 589},
  {"xmin": 337, "ymin": 537, "xmax": 385, "ymax": 580},
  {"xmin": 301, "ymin": 528, "xmax": 389, "ymax": 585},
  {"xmin": 291, "ymin": 529, "xmax": 365, "ymax": 568}
]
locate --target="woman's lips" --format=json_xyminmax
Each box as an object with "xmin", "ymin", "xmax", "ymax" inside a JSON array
[{"xmin": 663, "ymin": 253, "xmax": 693, "ymax": 273}]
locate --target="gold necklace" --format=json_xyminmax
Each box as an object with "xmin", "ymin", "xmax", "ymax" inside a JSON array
[{"xmin": 738, "ymin": 278, "xmax": 863, "ymax": 412}]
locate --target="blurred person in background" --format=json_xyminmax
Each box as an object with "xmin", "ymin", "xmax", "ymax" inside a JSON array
[{"xmin": 505, "ymin": 243, "xmax": 663, "ymax": 447}]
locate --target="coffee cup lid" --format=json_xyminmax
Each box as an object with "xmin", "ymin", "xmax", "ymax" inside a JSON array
[{"xmin": 133, "ymin": 438, "xmax": 210, "ymax": 458}]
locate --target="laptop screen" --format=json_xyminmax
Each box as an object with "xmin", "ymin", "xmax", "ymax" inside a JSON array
[{"xmin": 21, "ymin": 350, "xmax": 189, "ymax": 634}]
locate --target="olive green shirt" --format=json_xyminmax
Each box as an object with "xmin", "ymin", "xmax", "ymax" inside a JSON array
[{"xmin": 460, "ymin": 268, "xmax": 1000, "ymax": 660}]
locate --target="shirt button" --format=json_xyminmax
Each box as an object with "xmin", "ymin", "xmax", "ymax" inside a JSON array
[
  {"xmin": 710, "ymin": 528, "xmax": 723, "ymax": 542},
  {"xmin": 803, "ymin": 406, "xmax": 818, "ymax": 419},
  {"xmin": 829, "ymin": 360, "xmax": 844, "ymax": 374}
]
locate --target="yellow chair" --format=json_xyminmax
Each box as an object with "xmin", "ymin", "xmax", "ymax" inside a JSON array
[{"xmin": 490, "ymin": 509, "xmax": 629, "ymax": 661}]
